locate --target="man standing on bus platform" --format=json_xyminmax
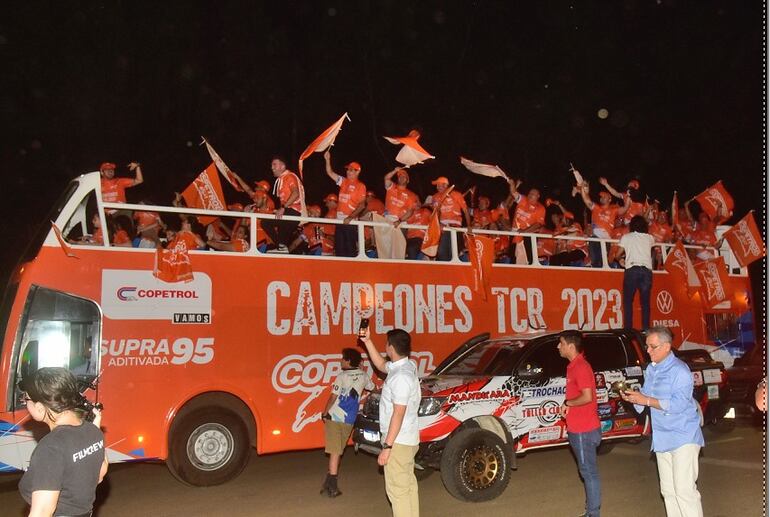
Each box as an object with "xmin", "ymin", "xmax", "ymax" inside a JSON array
[
  {"xmin": 324, "ymin": 149, "xmax": 367, "ymax": 257},
  {"xmin": 100, "ymin": 161, "xmax": 143, "ymax": 208},
  {"xmin": 263, "ymin": 156, "xmax": 306, "ymax": 252},
  {"xmin": 359, "ymin": 328, "xmax": 420, "ymax": 517},
  {"xmin": 558, "ymin": 330, "xmax": 601, "ymax": 517},
  {"xmin": 428, "ymin": 176, "xmax": 472, "ymax": 261}
]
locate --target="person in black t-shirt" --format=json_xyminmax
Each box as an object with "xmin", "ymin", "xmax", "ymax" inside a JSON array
[{"xmin": 18, "ymin": 367, "xmax": 108, "ymax": 517}]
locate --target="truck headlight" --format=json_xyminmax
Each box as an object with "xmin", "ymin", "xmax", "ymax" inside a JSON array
[{"xmin": 418, "ymin": 397, "xmax": 447, "ymax": 416}]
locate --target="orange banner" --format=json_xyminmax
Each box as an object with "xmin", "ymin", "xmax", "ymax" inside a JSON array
[
  {"xmin": 51, "ymin": 221, "xmax": 78, "ymax": 259},
  {"xmin": 723, "ymin": 212, "xmax": 766, "ymax": 267},
  {"xmin": 384, "ymin": 130, "xmax": 435, "ymax": 167},
  {"xmin": 465, "ymin": 234, "xmax": 495, "ymax": 301},
  {"xmin": 695, "ymin": 181, "xmax": 734, "ymax": 220},
  {"xmin": 671, "ymin": 191, "xmax": 679, "ymax": 228},
  {"xmin": 154, "ymin": 240, "xmax": 193, "ymax": 283},
  {"xmin": 694, "ymin": 256, "xmax": 731, "ymax": 308},
  {"xmin": 182, "ymin": 163, "xmax": 227, "ymax": 226}
]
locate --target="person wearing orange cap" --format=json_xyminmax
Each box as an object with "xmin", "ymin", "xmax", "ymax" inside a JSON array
[
  {"xmin": 261, "ymin": 156, "xmax": 306, "ymax": 252},
  {"xmin": 509, "ymin": 179, "xmax": 546, "ymax": 265},
  {"xmin": 578, "ymin": 173, "xmax": 631, "ymax": 267},
  {"xmin": 100, "ymin": 161, "xmax": 143, "ymax": 211},
  {"xmin": 324, "ymin": 150, "xmax": 367, "ymax": 257},
  {"xmin": 429, "ymin": 176, "xmax": 472, "ymax": 261}
]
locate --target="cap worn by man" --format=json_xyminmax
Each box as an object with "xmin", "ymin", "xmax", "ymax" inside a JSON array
[
  {"xmin": 345, "ymin": 162, "xmax": 361, "ymax": 172},
  {"xmin": 431, "ymin": 176, "xmax": 449, "ymax": 186}
]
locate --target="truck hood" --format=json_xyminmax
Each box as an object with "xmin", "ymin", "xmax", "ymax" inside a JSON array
[{"xmin": 420, "ymin": 375, "xmax": 493, "ymax": 397}]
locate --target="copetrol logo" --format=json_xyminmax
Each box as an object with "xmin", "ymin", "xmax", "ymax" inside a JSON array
[
  {"xmin": 521, "ymin": 386, "xmax": 566, "ymax": 399},
  {"xmin": 656, "ymin": 290, "xmax": 674, "ymax": 315},
  {"xmin": 117, "ymin": 287, "xmax": 137, "ymax": 301},
  {"xmin": 116, "ymin": 287, "xmax": 200, "ymax": 301}
]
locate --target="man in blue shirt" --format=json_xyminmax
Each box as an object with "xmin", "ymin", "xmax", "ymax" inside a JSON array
[{"xmin": 621, "ymin": 326, "xmax": 704, "ymax": 517}]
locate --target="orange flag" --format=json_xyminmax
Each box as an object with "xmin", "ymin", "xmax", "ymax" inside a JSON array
[
  {"xmin": 465, "ymin": 234, "xmax": 495, "ymax": 301},
  {"xmin": 664, "ymin": 241, "xmax": 700, "ymax": 297},
  {"xmin": 695, "ymin": 181, "xmax": 734, "ymax": 219},
  {"xmin": 203, "ymin": 138, "xmax": 243, "ymax": 192},
  {"xmin": 384, "ymin": 130, "xmax": 435, "ymax": 167},
  {"xmin": 182, "ymin": 163, "xmax": 227, "ymax": 226},
  {"xmin": 671, "ymin": 191, "xmax": 679, "ymax": 229},
  {"xmin": 298, "ymin": 113, "xmax": 351, "ymax": 179},
  {"xmin": 154, "ymin": 240, "xmax": 193, "ymax": 283},
  {"xmin": 51, "ymin": 222, "xmax": 79, "ymax": 259},
  {"xmin": 420, "ymin": 210, "xmax": 442, "ymax": 258},
  {"xmin": 723, "ymin": 211, "xmax": 766, "ymax": 267},
  {"xmin": 694, "ymin": 256, "xmax": 731, "ymax": 308}
]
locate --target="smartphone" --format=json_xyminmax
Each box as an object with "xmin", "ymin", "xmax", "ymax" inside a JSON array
[{"xmin": 358, "ymin": 318, "xmax": 369, "ymax": 337}]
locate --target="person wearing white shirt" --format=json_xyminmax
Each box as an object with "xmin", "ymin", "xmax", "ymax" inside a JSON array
[
  {"xmin": 616, "ymin": 215, "xmax": 655, "ymax": 330},
  {"xmin": 360, "ymin": 328, "xmax": 421, "ymax": 517}
]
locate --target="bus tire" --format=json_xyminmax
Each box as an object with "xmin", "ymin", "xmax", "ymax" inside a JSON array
[
  {"xmin": 440, "ymin": 428, "xmax": 512, "ymax": 502},
  {"xmin": 167, "ymin": 407, "xmax": 250, "ymax": 486}
]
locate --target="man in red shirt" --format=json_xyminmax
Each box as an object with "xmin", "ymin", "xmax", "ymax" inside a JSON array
[
  {"xmin": 263, "ymin": 156, "xmax": 305, "ymax": 252},
  {"xmin": 100, "ymin": 162, "xmax": 143, "ymax": 215},
  {"xmin": 324, "ymin": 150, "xmax": 367, "ymax": 257},
  {"xmin": 558, "ymin": 330, "xmax": 601, "ymax": 517},
  {"xmin": 429, "ymin": 177, "xmax": 472, "ymax": 261}
]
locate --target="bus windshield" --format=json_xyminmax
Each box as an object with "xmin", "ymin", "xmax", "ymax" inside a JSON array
[{"xmin": 19, "ymin": 179, "xmax": 80, "ymax": 265}]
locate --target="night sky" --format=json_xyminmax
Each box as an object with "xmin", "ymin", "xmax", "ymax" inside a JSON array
[{"xmin": 1, "ymin": 1, "xmax": 765, "ymax": 297}]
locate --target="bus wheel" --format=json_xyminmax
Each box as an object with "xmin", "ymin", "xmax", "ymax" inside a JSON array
[
  {"xmin": 440, "ymin": 428, "xmax": 512, "ymax": 502},
  {"xmin": 167, "ymin": 407, "xmax": 250, "ymax": 486}
]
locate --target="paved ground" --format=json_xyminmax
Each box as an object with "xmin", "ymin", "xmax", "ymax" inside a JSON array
[{"xmin": 0, "ymin": 418, "xmax": 765, "ymax": 517}]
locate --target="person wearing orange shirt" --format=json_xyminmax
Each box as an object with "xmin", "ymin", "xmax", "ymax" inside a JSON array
[
  {"xmin": 322, "ymin": 194, "xmax": 338, "ymax": 255},
  {"xmin": 472, "ymin": 196, "xmax": 493, "ymax": 229},
  {"xmin": 263, "ymin": 157, "xmax": 306, "ymax": 252},
  {"xmin": 100, "ymin": 161, "xmax": 143, "ymax": 208},
  {"xmin": 550, "ymin": 210, "xmax": 590, "ymax": 267},
  {"xmin": 687, "ymin": 212, "xmax": 720, "ymax": 262},
  {"xmin": 324, "ymin": 150, "xmax": 367, "ymax": 257},
  {"xmin": 649, "ymin": 211, "xmax": 673, "ymax": 269},
  {"xmin": 167, "ymin": 219, "xmax": 206, "ymax": 251},
  {"xmin": 578, "ymin": 176, "xmax": 631, "ymax": 267},
  {"xmin": 383, "ymin": 168, "xmax": 417, "ymax": 228},
  {"xmin": 289, "ymin": 205, "xmax": 325, "ymax": 255},
  {"xmin": 600, "ymin": 177, "xmax": 647, "ymax": 225},
  {"xmin": 208, "ymin": 225, "xmax": 249, "ymax": 252},
  {"xmin": 510, "ymin": 180, "xmax": 546, "ymax": 265},
  {"xmin": 429, "ymin": 177, "xmax": 472, "ymax": 262},
  {"xmin": 405, "ymin": 205, "xmax": 431, "ymax": 260}
]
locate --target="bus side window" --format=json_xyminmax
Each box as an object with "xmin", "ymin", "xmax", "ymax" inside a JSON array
[{"xmin": 61, "ymin": 189, "xmax": 99, "ymax": 243}]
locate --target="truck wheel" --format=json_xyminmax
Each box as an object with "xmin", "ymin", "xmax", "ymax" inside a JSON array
[
  {"xmin": 440, "ymin": 428, "xmax": 512, "ymax": 502},
  {"xmin": 167, "ymin": 407, "xmax": 250, "ymax": 486}
]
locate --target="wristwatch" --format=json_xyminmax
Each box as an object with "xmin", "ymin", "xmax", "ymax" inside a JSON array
[{"xmin": 382, "ymin": 443, "xmax": 393, "ymax": 450}]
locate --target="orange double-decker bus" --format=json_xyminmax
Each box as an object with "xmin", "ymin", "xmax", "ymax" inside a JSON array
[{"xmin": 0, "ymin": 171, "xmax": 756, "ymax": 485}]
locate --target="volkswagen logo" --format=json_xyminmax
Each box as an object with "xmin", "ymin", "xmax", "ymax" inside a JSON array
[{"xmin": 656, "ymin": 290, "xmax": 674, "ymax": 315}]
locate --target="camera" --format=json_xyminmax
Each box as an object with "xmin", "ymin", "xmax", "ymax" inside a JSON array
[
  {"xmin": 358, "ymin": 318, "xmax": 369, "ymax": 337},
  {"xmin": 79, "ymin": 397, "xmax": 104, "ymax": 422}
]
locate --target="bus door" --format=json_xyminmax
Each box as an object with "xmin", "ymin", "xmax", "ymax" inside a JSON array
[{"xmin": 2, "ymin": 286, "xmax": 102, "ymax": 471}]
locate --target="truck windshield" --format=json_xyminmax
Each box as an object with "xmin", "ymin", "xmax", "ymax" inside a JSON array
[{"xmin": 439, "ymin": 340, "xmax": 527, "ymax": 376}]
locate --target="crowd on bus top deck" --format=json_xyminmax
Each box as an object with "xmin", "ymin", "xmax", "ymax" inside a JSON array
[{"xmin": 86, "ymin": 157, "xmax": 732, "ymax": 268}]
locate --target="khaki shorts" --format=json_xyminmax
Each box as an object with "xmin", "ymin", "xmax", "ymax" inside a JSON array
[{"xmin": 324, "ymin": 421, "xmax": 353, "ymax": 455}]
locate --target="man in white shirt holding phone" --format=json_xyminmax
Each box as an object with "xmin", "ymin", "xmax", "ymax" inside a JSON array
[{"xmin": 360, "ymin": 327, "xmax": 421, "ymax": 517}]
